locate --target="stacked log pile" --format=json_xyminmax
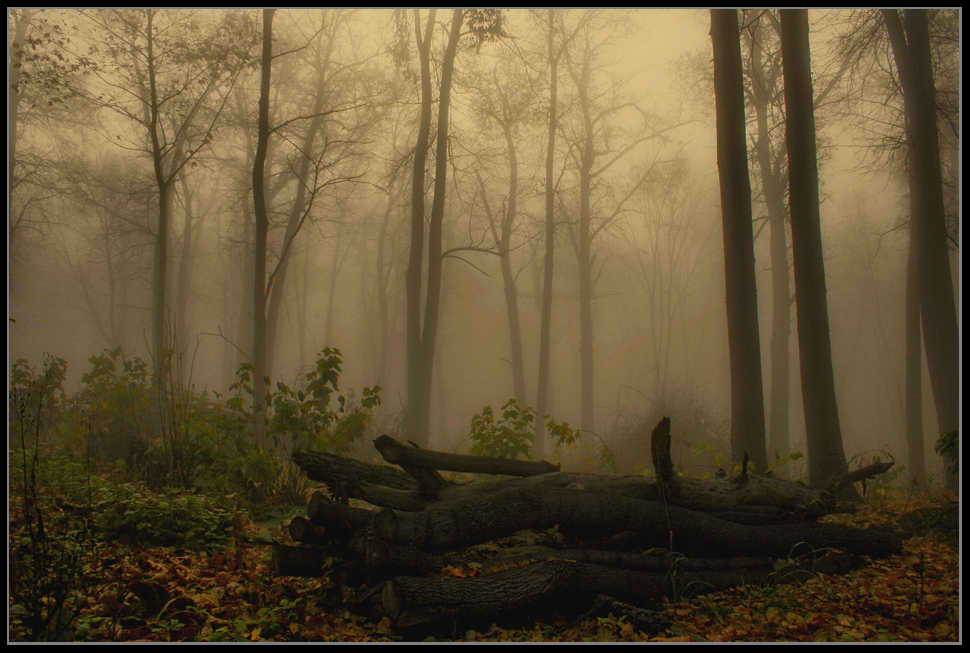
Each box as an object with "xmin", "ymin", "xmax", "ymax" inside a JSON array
[{"xmin": 284, "ymin": 418, "xmax": 901, "ymax": 629}]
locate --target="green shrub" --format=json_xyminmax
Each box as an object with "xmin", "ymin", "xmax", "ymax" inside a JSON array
[
  {"xmin": 935, "ymin": 430, "xmax": 958, "ymax": 477},
  {"xmin": 9, "ymin": 355, "xmax": 67, "ymax": 450},
  {"xmin": 466, "ymin": 398, "xmax": 581, "ymax": 464},
  {"xmin": 469, "ymin": 399, "xmax": 536, "ymax": 460},
  {"xmin": 9, "ymin": 356, "xmax": 99, "ymax": 642},
  {"xmin": 10, "ymin": 347, "xmax": 382, "ymax": 520},
  {"xmin": 94, "ymin": 483, "xmax": 244, "ymax": 551}
]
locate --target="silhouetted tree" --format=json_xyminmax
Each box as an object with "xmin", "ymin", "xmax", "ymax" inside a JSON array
[
  {"xmin": 779, "ymin": 10, "xmax": 856, "ymax": 497},
  {"xmin": 710, "ymin": 9, "xmax": 768, "ymax": 474}
]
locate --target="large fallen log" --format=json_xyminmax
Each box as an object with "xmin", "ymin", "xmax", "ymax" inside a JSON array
[
  {"xmin": 374, "ymin": 434, "xmax": 560, "ymax": 478},
  {"xmin": 288, "ymin": 418, "xmax": 901, "ymax": 631},
  {"xmin": 295, "ymin": 434, "xmax": 835, "ymax": 522},
  {"xmin": 375, "ymin": 553, "xmax": 866, "ymax": 628},
  {"xmin": 372, "ymin": 484, "xmax": 902, "ymax": 559},
  {"xmin": 360, "ymin": 537, "xmax": 774, "ymax": 576},
  {"xmin": 292, "ymin": 450, "xmax": 419, "ymax": 492}
]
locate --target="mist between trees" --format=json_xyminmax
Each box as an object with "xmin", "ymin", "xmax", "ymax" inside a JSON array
[{"xmin": 9, "ymin": 9, "xmax": 959, "ymax": 487}]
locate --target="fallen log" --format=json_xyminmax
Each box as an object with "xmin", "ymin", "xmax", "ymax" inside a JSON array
[
  {"xmin": 292, "ymin": 450, "xmax": 419, "ymax": 492},
  {"xmin": 376, "ymin": 553, "xmax": 865, "ymax": 628},
  {"xmin": 374, "ymin": 434, "xmax": 560, "ymax": 477},
  {"xmin": 826, "ymin": 460, "xmax": 896, "ymax": 496},
  {"xmin": 307, "ymin": 491, "xmax": 376, "ymax": 537},
  {"xmin": 358, "ymin": 537, "xmax": 774, "ymax": 577},
  {"xmin": 296, "ymin": 431, "xmax": 835, "ymax": 520},
  {"xmin": 289, "ymin": 516, "xmax": 328, "ymax": 546},
  {"xmin": 373, "ymin": 485, "xmax": 902, "ymax": 559}
]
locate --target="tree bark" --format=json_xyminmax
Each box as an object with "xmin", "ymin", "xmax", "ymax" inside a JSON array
[
  {"xmin": 295, "ymin": 422, "xmax": 866, "ymax": 522},
  {"xmin": 411, "ymin": 9, "xmax": 464, "ymax": 447},
  {"xmin": 904, "ymin": 175, "xmax": 925, "ymax": 485},
  {"xmin": 745, "ymin": 18, "xmax": 792, "ymax": 470},
  {"xmin": 405, "ymin": 9, "xmax": 436, "ymax": 449},
  {"xmin": 779, "ymin": 10, "xmax": 856, "ymax": 498},
  {"xmin": 251, "ymin": 9, "xmax": 275, "ymax": 445},
  {"xmin": 375, "ymin": 553, "xmax": 866, "ymax": 628},
  {"xmin": 883, "ymin": 9, "xmax": 959, "ymax": 490},
  {"xmin": 534, "ymin": 10, "xmax": 560, "ymax": 459},
  {"xmin": 711, "ymin": 9, "xmax": 768, "ymax": 474}
]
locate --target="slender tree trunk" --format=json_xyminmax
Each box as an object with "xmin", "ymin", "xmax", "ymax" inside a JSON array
[
  {"xmin": 406, "ymin": 9, "xmax": 463, "ymax": 447},
  {"xmin": 252, "ymin": 9, "xmax": 275, "ymax": 446},
  {"xmin": 711, "ymin": 9, "xmax": 768, "ymax": 474},
  {"xmin": 325, "ymin": 224, "xmax": 344, "ymax": 347},
  {"xmin": 480, "ymin": 169, "xmax": 528, "ymax": 409},
  {"xmin": 535, "ymin": 10, "xmax": 560, "ymax": 458},
  {"xmin": 145, "ymin": 11, "xmax": 174, "ymax": 374},
  {"xmin": 779, "ymin": 10, "xmax": 855, "ymax": 496},
  {"xmin": 578, "ymin": 152, "xmax": 595, "ymax": 435},
  {"xmin": 883, "ymin": 9, "xmax": 959, "ymax": 490},
  {"xmin": 263, "ymin": 32, "xmax": 334, "ymax": 380},
  {"xmin": 376, "ymin": 188, "xmax": 395, "ymax": 385},
  {"xmin": 8, "ymin": 10, "xmax": 29, "ymax": 233},
  {"xmin": 298, "ymin": 243, "xmax": 310, "ymax": 371},
  {"xmin": 904, "ymin": 180, "xmax": 924, "ymax": 485},
  {"xmin": 222, "ymin": 237, "xmax": 234, "ymax": 388},
  {"xmin": 746, "ymin": 20, "xmax": 791, "ymax": 470},
  {"xmin": 405, "ymin": 9, "xmax": 437, "ymax": 445},
  {"xmin": 435, "ymin": 334, "xmax": 447, "ymax": 447},
  {"xmin": 235, "ymin": 201, "xmax": 255, "ymax": 375},
  {"xmin": 175, "ymin": 176, "xmax": 195, "ymax": 351}
]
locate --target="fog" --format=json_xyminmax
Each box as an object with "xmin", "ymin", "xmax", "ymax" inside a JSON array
[{"xmin": 8, "ymin": 9, "xmax": 959, "ymax": 481}]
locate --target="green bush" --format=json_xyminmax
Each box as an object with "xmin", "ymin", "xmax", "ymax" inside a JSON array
[
  {"xmin": 9, "ymin": 355, "xmax": 67, "ymax": 449},
  {"xmin": 94, "ymin": 483, "xmax": 243, "ymax": 551},
  {"xmin": 466, "ymin": 398, "xmax": 580, "ymax": 463},
  {"xmin": 935, "ymin": 430, "xmax": 958, "ymax": 477},
  {"xmin": 214, "ymin": 348, "xmax": 382, "ymax": 507},
  {"xmin": 469, "ymin": 399, "xmax": 536, "ymax": 460},
  {"xmin": 10, "ymin": 452, "xmax": 244, "ymax": 553},
  {"xmin": 10, "ymin": 347, "xmax": 382, "ymax": 519},
  {"xmin": 9, "ymin": 355, "xmax": 99, "ymax": 642}
]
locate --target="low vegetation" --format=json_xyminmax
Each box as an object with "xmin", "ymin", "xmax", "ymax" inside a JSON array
[{"xmin": 8, "ymin": 350, "xmax": 959, "ymax": 641}]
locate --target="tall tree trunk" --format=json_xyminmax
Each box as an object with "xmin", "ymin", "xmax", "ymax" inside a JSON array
[
  {"xmin": 578, "ymin": 151, "xmax": 595, "ymax": 435},
  {"xmin": 535, "ymin": 10, "xmax": 560, "ymax": 458},
  {"xmin": 779, "ymin": 10, "xmax": 855, "ymax": 497},
  {"xmin": 711, "ymin": 9, "xmax": 768, "ymax": 474},
  {"xmin": 745, "ymin": 20, "xmax": 791, "ymax": 470},
  {"xmin": 904, "ymin": 178, "xmax": 924, "ymax": 485},
  {"xmin": 222, "ymin": 235, "xmax": 235, "ymax": 388},
  {"xmin": 263, "ymin": 29, "xmax": 335, "ymax": 381},
  {"xmin": 406, "ymin": 9, "xmax": 463, "ymax": 447},
  {"xmin": 376, "ymin": 186, "xmax": 395, "ymax": 385},
  {"xmin": 405, "ymin": 9, "xmax": 437, "ymax": 446},
  {"xmin": 252, "ymin": 8, "xmax": 275, "ymax": 447},
  {"xmin": 298, "ymin": 242, "xmax": 311, "ymax": 371},
  {"xmin": 324, "ymin": 224, "xmax": 344, "ymax": 347},
  {"xmin": 8, "ymin": 9, "xmax": 30, "ymax": 255},
  {"xmin": 235, "ymin": 201, "xmax": 255, "ymax": 375},
  {"xmin": 480, "ymin": 169, "xmax": 527, "ymax": 409},
  {"xmin": 882, "ymin": 9, "xmax": 959, "ymax": 490},
  {"xmin": 175, "ymin": 176, "xmax": 195, "ymax": 351}
]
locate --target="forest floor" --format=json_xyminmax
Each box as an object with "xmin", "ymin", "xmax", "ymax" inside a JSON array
[{"xmin": 9, "ymin": 483, "xmax": 960, "ymax": 642}]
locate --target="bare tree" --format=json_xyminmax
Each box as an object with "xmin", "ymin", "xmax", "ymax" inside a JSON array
[
  {"xmin": 558, "ymin": 10, "xmax": 688, "ymax": 435},
  {"xmin": 67, "ymin": 9, "xmax": 256, "ymax": 372},
  {"xmin": 621, "ymin": 160, "xmax": 717, "ymax": 420}
]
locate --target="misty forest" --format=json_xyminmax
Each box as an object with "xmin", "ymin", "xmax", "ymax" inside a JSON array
[{"xmin": 8, "ymin": 8, "xmax": 960, "ymax": 642}]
